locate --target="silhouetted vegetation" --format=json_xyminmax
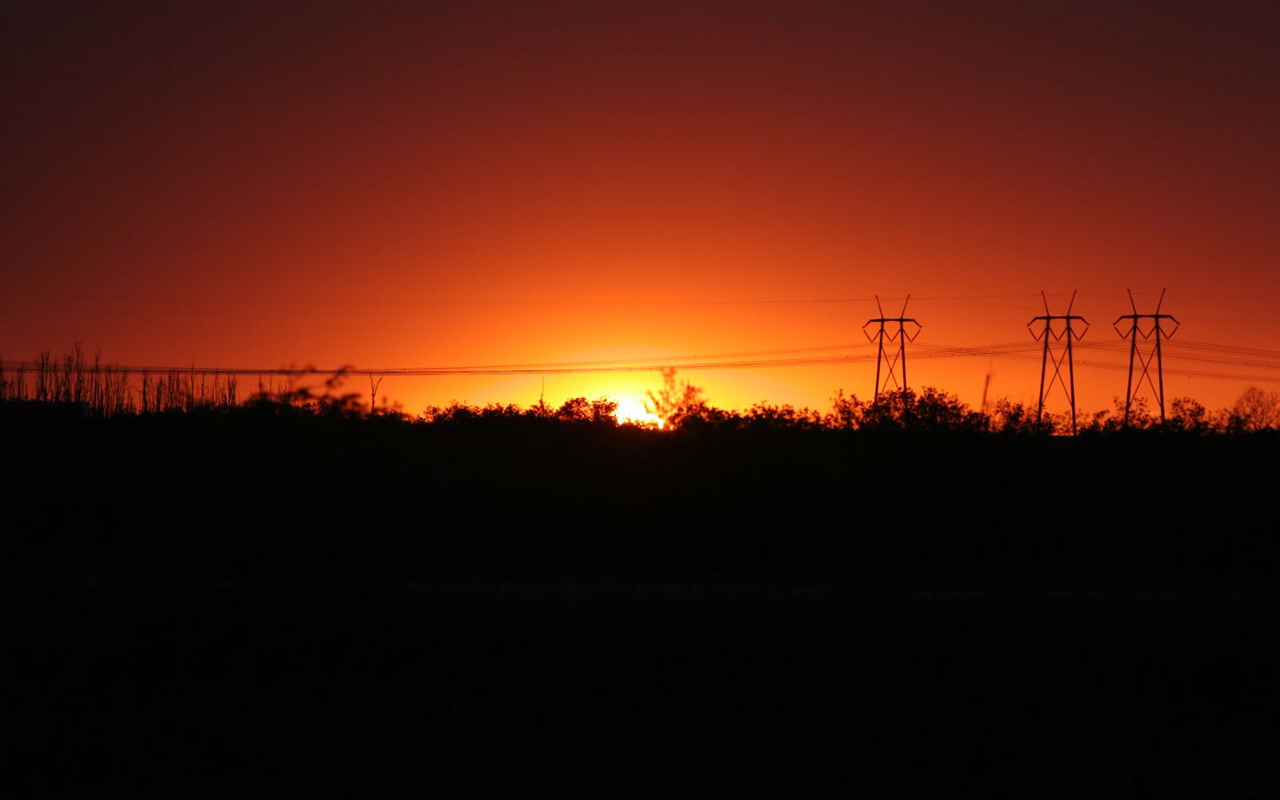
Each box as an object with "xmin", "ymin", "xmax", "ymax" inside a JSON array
[
  {"xmin": 8, "ymin": 349, "xmax": 1280, "ymax": 796},
  {"xmin": 6, "ymin": 354, "xmax": 1277, "ymax": 581},
  {"xmin": 5, "ymin": 348, "xmax": 1277, "ymax": 438}
]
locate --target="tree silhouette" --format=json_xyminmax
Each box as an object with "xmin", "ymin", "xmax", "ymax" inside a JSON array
[
  {"xmin": 1232, "ymin": 386, "xmax": 1280, "ymax": 431},
  {"xmin": 644, "ymin": 368, "xmax": 711, "ymax": 429},
  {"xmin": 555, "ymin": 396, "xmax": 618, "ymax": 424},
  {"xmin": 1165, "ymin": 397, "xmax": 1217, "ymax": 434}
]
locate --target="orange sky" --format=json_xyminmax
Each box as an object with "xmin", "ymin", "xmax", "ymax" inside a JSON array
[{"xmin": 3, "ymin": 2, "xmax": 1278, "ymax": 418}]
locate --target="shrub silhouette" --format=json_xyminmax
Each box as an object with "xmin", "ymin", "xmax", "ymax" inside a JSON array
[
  {"xmin": 986, "ymin": 398, "xmax": 1055, "ymax": 435},
  {"xmin": 824, "ymin": 389, "xmax": 868, "ymax": 430},
  {"xmin": 858, "ymin": 387, "xmax": 985, "ymax": 432}
]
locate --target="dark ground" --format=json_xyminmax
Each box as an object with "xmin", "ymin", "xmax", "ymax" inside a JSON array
[{"xmin": 7, "ymin": 409, "xmax": 1280, "ymax": 796}]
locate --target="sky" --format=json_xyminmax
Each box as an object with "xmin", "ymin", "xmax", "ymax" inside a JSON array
[{"xmin": 3, "ymin": 1, "xmax": 1279, "ymax": 419}]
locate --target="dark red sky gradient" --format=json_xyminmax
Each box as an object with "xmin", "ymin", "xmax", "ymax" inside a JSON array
[{"xmin": 4, "ymin": 2, "xmax": 1279, "ymax": 416}]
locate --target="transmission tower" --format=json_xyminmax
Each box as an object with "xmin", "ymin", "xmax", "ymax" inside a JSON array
[
  {"xmin": 1113, "ymin": 289, "xmax": 1179, "ymax": 424},
  {"xmin": 863, "ymin": 295, "xmax": 921, "ymax": 399},
  {"xmin": 1028, "ymin": 290, "xmax": 1088, "ymax": 433}
]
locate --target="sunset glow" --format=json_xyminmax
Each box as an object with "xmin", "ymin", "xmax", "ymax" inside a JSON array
[
  {"xmin": 9, "ymin": 6, "xmax": 1280, "ymax": 786},
  {"xmin": 2, "ymin": 3, "xmax": 1278, "ymax": 417},
  {"xmin": 616, "ymin": 396, "xmax": 663, "ymax": 428}
]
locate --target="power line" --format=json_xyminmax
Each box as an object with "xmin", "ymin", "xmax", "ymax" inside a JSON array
[{"xmin": 4, "ymin": 335, "xmax": 1280, "ymax": 385}]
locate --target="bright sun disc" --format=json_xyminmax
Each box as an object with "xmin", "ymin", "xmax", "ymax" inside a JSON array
[{"xmin": 615, "ymin": 396, "xmax": 663, "ymax": 428}]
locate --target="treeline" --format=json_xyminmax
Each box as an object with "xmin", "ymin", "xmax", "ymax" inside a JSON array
[
  {"xmin": 4, "ymin": 348, "xmax": 1280, "ymax": 434},
  {"xmin": 5, "ymin": 352, "xmax": 1279, "ymax": 591},
  {"xmin": 370, "ymin": 367, "xmax": 1280, "ymax": 436}
]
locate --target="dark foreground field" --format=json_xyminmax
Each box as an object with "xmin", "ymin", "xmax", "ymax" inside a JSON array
[{"xmin": 7, "ymin": 409, "xmax": 1280, "ymax": 796}]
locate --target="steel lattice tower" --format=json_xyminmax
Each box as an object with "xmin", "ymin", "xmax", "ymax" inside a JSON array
[
  {"xmin": 1028, "ymin": 290, "xmax": 1089, "ymax": 433},
  {"xmin": 1113, "ymin": 289, "xmax": 1179, "ymax": 425},
  {"xmin": 863, "ymin": 295, "xmax": 921, "ymax": 399}
]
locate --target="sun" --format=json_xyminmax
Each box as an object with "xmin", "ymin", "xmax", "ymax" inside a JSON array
[{"xmin": 614, "ymin": 396, "xmax": 664, "ymax": 428}]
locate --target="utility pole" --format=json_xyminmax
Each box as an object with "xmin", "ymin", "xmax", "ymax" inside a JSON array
[
  {"xmin": 863, "ymin": 295, "xmax": 921, "ymax": 399},
  {"xmin": 1028, "ymin": 290, "xmax": 1088, "ymax": 433},
  {"xmin": 1113, "ymin": 289, "xmax": 1179, "ymax": 425}
]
